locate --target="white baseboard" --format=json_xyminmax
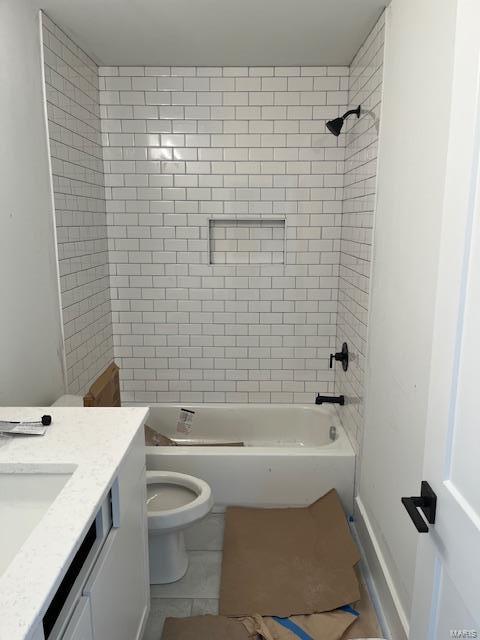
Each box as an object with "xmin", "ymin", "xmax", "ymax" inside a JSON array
[{"xmin": 354, "ymin": 496, "xmax": 409, "ymax": 640}]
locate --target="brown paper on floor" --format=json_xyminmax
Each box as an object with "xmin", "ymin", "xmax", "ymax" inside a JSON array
[
  {"xmin": 219, "ymin": 489, "xmax": 361, "ymax": 617},
  {"xmin": 160, "ymin": 551, "xmax": 381, "ymax": 640},
  {"xmin": 160, "ymin": 581, "xmax": 382, "ymax": 640},
  {"xmin": 161, "ymin": 615, "xmax": 253, "ymax": 640},
  {"xmin": 161, "ymin": 610, "xmax": 359, "ymax": 640},
  {"xmin": 241, "ymin": 610, "xmax": 357, "ymax": 640},
  {"xmin": 161, "ymin": 610, "xmax": 356, "ymax": 640},
  {"xmin": 340, "ymin": 571, "xmax": 382, "ymax": 640}
]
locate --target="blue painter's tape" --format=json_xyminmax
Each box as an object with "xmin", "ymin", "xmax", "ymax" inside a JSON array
[
  {"xmin": 338, "ymin": 604, "xmax": 360, "ymax": 617},
  {"xmin": 271, "ymin": 605, "xmax": 360, "ymax": 639},
  {"xmin": 272, "ymin": 617, "xmax": 314, "ymax": 640}
]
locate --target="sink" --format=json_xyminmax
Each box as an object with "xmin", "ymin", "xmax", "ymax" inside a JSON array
[{"xmin": 0, "ymin": 467, "xmax": 74, "ymax": 576}]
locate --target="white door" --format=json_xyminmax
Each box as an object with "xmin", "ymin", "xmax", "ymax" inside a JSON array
[{"xmin": 408, "ymin": 1, "xmax": 480, "ymax": 638}]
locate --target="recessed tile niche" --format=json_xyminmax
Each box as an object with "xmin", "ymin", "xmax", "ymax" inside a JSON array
[{"xmin": 209, "ymin": 218, "xmax": 285, "ymax": 265}]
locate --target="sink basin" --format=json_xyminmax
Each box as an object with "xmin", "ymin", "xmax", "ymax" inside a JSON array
[{"xmin": 0, "ymin": 467, "xmax": 74, "ymax": 576}]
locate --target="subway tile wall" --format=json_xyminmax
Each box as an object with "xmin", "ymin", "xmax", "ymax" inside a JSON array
[
  {"xmin": 335, "ymin": 14, "xmax": 385, "ymax": 452},
  {"xmin": 42, "ymin": 15, "xmax": 114, "ymax": 394},
  {"xmin": 41, "ymin": 12, "xmax": 384, "ymax": 428},
  {"xmin": 99, "ymin": 65, "xmax": 349, "ymax": 404},
  {"xmin": 209, "ymin": 218, "xmax": 286, "ymax": 265}
]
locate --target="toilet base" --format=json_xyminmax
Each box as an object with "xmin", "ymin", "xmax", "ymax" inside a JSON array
[{"xmin": 148, "ymin": 529, "xmax": 189, "ymax": 584}]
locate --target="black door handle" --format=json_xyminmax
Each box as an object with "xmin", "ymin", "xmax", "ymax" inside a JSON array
[
  {"xmin": 401, "ymin": 481, "xmax": 437, "ymax": 533},
  {"xmin": 401, "ymin": 497, "xmax": 429, "ymax": 532}
]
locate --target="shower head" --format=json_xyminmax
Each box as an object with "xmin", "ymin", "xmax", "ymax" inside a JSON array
[
  {"xmin": 326, "ymin": 117, "xmax": 345, "ymax": 136},
  {"xmin": 326, "ymin": 105, "xmax": 361, "ymax": 136}
]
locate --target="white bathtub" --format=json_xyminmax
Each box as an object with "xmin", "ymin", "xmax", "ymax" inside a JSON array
[{"xmin": 145, "ymin": 403, "xmax": 355, "ymax": 514}]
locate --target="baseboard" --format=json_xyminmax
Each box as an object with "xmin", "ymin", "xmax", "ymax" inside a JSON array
[{"xmin": 354, "ymin": 496, "xmax": 409, "ymax": 640}]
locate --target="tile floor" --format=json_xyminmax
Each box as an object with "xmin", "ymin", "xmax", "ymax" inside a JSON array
[
  {"xmin": 143, "ymin": 551, "xmax": 221, "ymax": 640},
  {"xmin": 141, "ymin": 515, "xmax": 383, "ymax": 640}
]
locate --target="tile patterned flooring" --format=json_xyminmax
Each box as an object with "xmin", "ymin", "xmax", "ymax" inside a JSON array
[
  {"xmin": 143, "ymin": 551, "xmax": 222, "ymax": 640},
  {"xmin": 141, "ymin": 515, "xmax": 384, "ymax": 640}
]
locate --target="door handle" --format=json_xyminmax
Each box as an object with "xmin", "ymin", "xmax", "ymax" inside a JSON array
[{"xmin": 401, "ymin": 481, "xmax": 437, "ymax": 533}]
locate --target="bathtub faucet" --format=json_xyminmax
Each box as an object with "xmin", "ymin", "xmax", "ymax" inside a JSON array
[{"xmin": 315, "ymin": 394, "xmax": 345, "ymax": 406}]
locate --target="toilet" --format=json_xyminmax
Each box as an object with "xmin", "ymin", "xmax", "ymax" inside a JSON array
[
  {"xmin": 52, "ymin": 395, "xmax": 213, "ymax": 584},
  {"xmin": 146, "ymin": 470, "xmax": 213, "ymax": 584}
]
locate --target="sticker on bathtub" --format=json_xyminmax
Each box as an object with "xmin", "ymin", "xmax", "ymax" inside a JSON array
[{"xmin": 176, "ymin": 408, "xmax": 195, "ymax": 434}]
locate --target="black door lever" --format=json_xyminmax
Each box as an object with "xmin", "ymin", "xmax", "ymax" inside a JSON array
[{"xmin": 401, "ymin": 481, "xmax": 437, "ymax": 533}]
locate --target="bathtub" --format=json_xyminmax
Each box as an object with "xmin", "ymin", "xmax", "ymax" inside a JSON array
[{"xmin": 145, "ymin": 403, "xmax": 355, "ymax": 514}]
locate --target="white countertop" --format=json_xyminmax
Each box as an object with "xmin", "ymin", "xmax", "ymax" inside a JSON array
[{"xmin": 0, "ymin": 407, "xmax": 149, "ymax": 640}]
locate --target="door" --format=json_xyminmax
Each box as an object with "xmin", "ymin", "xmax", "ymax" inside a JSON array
[{"xmin": 408, "ymin": 0, "xmax": 480, "ymax": 638}]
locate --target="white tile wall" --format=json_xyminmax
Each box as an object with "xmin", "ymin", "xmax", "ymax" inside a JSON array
[
  {"xmin": 42, "ymin": 14, "xmax": 114, "ymax": 395},
  {"xmin": 99, "ymin": 65, "xmax": 349, "ymax": 404},
  {"xmin": 41, "ymin": 16, "xmax": 384, "ymax": 411},
  {"xmin": 209, "ymin": 218, "xmax": 285, "ymax": 265},
  {"xmin": 335, "ymin": 14, "xmax": 385, "ymax": 451}
]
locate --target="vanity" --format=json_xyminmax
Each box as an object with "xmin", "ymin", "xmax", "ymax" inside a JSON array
[{"xmin": 0, "ymin": 407, "xmax": 150, "ymax": 640}]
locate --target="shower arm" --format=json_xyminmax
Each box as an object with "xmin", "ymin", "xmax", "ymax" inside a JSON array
[{"xmin": 342, "ymin": 107, "xmax": 361, "ymax": 120}]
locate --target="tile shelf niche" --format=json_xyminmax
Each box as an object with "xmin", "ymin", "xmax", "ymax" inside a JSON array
[{"xmin": 208, "ymin": 216, "xmax": 286, "ymax": 265}]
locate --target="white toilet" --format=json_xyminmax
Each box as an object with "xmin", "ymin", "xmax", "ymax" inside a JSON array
[
  {"xmin": 52, "ymin": 395, "xmax": 213, "ymax": 584},
  {"xmin": 146, "ymin": 470, "xmax": 213, "ymax": 584}
]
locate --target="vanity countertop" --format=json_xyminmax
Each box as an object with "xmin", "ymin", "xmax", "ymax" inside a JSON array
[{"xmin": 0, "ymin": 406, "xmax": 149, "ymax": 640}]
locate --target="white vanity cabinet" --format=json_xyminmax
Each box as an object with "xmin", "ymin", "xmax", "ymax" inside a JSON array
[
  {"xmin": 30, "ymin": 426, "xmax": 149, "ymax": 640},
  {"xmin": 61, "ymin": 597, "xmax": 93, "ymax": 640},
  {"xmin": 82, "ymin": 430, "xmax": 149, "ymax": 640}
]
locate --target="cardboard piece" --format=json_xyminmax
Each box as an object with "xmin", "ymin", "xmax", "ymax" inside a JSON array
[
  {"xmin": 219, "ymin": 489, "xmax": 361, "ymax": 617},
  {"xmin": 341, "ymin": 572, "xmax": 382, "ymax": 640},
  {"xmin": 161, "ymin": 609, "xmax": 358, "ymax": 640},
  {"xmin": 241, "ymin": 611, "xmax": 357, "ymax": 640},
  {"xmin": 161, "ymin": 615, "xmax": 252, "ymax": 640},
  {"xmin": 161, "ymin": 611, "xmax": 356, "ymax": 640},
  {"xmin": 160, "ymin": 579, "xmax": 382, "ymax": 640}
]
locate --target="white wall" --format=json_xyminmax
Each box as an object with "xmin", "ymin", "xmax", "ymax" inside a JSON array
[
  {"xmin": 0, "ymin": 0, "xmax": 65, "ymax": 405},
  {"xmin": 357, "ymin": 0, "xmax": 457, "ymax": 630}
]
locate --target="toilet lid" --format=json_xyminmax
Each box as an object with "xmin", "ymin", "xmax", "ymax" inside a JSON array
[{"xmin": 146, "ymin": 483, "xmax": 197, "ymax": 511}]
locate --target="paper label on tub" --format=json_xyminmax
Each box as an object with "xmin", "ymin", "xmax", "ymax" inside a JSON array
[{"xmin": 176, "ymin": 408, "xmax": 195, "ymax": 434}]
